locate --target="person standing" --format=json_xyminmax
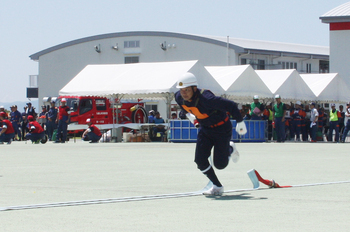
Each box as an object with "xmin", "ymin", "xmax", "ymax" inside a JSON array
[
  {"xmin": 10, "ymin": 105, "xmax": 22, "ymax": 141},
  {"xmin": 46, "ymin": 100, "xmax": 58, "ymax": 141},
  {"xmin": 82, "ymin": 118, "xmax": 102, "ymax": 143},
  {"xmin": 25, "ymin": 102, "xmax": 37, "ymax": 118},
  {"xmin": 249, "ymin": 95, "xmax": 264, "ymax": 120},
  {"xmin": 338, "ymin": 105, "xmax": 345, "ymax": 138},
  {"xmin": 0, "ymin": 112, "xmax": 15, "ymax": 144},
  {"xmin": 54, "ymin": 98, "xmax": 70, "ymax": 143},
  {"xmin": 174, "ymin": 72, "xmax": 247, "ymax": 196},
  {"xmin": 309, "ymin": 102, "xmax": 319, "ymax": 142},
  {"xmin": 328, "ymin": 103, "xmax": 341, "ymax": 143},
  {"xmin": 272, "ymin": 94, "xmax": 286, "ymax": 142},
  {"xmin": 341, "ymin": 102, "xmax": 350, "ymax": 143},
  {"xmin": 38, "ymin": 105, "xmax": 47, "ymax": 129},
  {"xmin": 291, "ymin": 101, "xmax": 305, "ymax": 141},
  {"xmin": 262, "ymin": 103, "xmax": 273, "ymax": 141}
]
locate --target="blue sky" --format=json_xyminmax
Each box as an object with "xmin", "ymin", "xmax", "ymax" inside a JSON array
[{"xmin": 0, "ymin": 0, "xmax": 347, "ymax": 105}]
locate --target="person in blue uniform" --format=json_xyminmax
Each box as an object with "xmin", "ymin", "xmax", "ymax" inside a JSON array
[
  {"xmin": 148, "ymin": 110, "xmax": 155, "ymax": 123},
  {"xmin": 174, "ymin": 72, "xmax": 247, "ymax": 196},
  {"xmin": 46, "ymin": 100, "xmax": 58, "ymax": 141},
  {"xmin": 10, "ymin": 105, "xmax": 22, "ymax": 141}
]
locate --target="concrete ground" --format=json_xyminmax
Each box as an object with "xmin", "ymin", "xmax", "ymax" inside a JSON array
[{"xmin": 0, "ymin": 140, "xmax": 349, "ymax": 232}]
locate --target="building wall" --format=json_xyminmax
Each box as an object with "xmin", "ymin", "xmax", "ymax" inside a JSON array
[
  {"xmin": 329, "ymin": 30, "xmax": 350, "ymax": 86},
  {"xmin": 36, "ymin": 33, "xmax": 328, "ymax": 112},
  {"xmin": 37, "ymin": 35, "xmax": 236, "ymax": 107}
]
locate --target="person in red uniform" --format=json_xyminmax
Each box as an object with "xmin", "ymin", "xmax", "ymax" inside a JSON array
[
  {"xmin": 0, "ymin": 111, "xmax": 15, "ymax": 144},
  {"xmin": 175, "ymin": 72, "xmax": 247, "ymax": 196},
  {"xmin": 54, "ymin": 98, "xmax": 70, "ymax": 143},
  {"xmin": 25, "ymin": 115, "xmax": 45, "ymax": 143},
  {"xmin": 82, "ymin": 118, "xmax": 102, "ymax": 143}
]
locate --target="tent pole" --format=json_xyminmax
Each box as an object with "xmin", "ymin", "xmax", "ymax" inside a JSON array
[{"xmin": 165, "ymin": 93, "xmax": 174, "ymax": 120}]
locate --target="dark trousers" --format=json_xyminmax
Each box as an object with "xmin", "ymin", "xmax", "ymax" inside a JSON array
[
  {"xmin": 328, "ymin": 121, "xmax": 339, "ymax": 142},
  {"xmin": 21, "ymin": 122, "xmax": 28, "ymax": 140},
  {"xmin": 195, "ymin": 121, "xmax": 232, "ymax": 171},
  {"xmin": 0, "ymin": 132, "xmax": 15, "ymax": 142},
  {"xmin": 83, "ymin": 132, "xmax": 102, "ymax": 142},
  {"xmin": 292, "ymin": 120, "xmax": 301, "ymax": 140},
  {"xmin": 56, "ymin": 120, "xmax": 68, "ymax": 142},
  {"xmin": 46, "ymin": 121, "xmax": 57, "ymax": 141},
  {"xmin": 310, "ymin": 124, "xmax": 317, "ymax": 141},
  {"xmin": 342, "ymin": 120, "xmax": 350, "ymax": 141},
  {"xmin": 11, "ymin": 122, "xmax": 21, "ymax": 139},
  {"xmin": 275, "ymin": 117, "xmax": 285, "ymax": 142},
  {"xmin": 26, "ymin": 132, "xmax": 45, "ymax": 142}
]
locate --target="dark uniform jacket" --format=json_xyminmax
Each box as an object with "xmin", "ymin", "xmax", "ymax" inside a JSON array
[{"xmin": 175, "ymin": 88, "xmax": 243, "ymax": 129}]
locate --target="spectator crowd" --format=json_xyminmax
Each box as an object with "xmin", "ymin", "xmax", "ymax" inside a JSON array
[
  {"xmin": 1, "ymin": 95, "xmax": 350, "ymax": 144},
  {"xmin": 239, "ymin": 95, "xmax": 350, "ymax": 143}
]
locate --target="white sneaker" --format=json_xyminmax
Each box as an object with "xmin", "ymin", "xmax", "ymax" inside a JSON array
[
  {"xmin": 230, "ymin": 141, "xmax": 240, "ymax": 163},
  {"xmin": 202, "ymin": 185, "xmax": 224, "ymax": 196}
]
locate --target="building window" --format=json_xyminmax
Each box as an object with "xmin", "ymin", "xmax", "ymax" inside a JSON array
[
  {"xmin": 124, "ymin": 40, "xmax": 140, "ymax": 48},
  {"xmin": 278, "ymin": 62, "xmax": 297, "ymax": 70},
  {"xmin": 96, "ymin": 99, "xmax": 106, "ymax": 111},
  {"xmin": 145, "ymin": 104, "xmax": 158, "ymax": 113},
  {"xmin": 125, "ymin": 56, "xmax": 139, "ymax": 64},
  {"xmin": 257, "ymin": 60, "xmax": 265, "ymax": 70},
  {"xmin": 306, "ymin": 63, "xmax": 312, "ymax": 73},
  {"xmin": 241, "ymin": 58, "xmax": 247, "ymax": 65},
  {"xmin": 319, "ymin": 60, "xmax": 329, "ymax": 73}
]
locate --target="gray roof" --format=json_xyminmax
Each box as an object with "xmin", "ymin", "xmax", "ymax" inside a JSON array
[
  {"xmin": 320, "ymin": 1, "xmax": 350, "ymax": 23},
  {"xmin": 29, "ymin": 31, "xmax": 329, "ymax": 61}
]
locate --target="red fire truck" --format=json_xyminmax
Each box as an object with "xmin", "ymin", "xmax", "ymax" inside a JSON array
[{"xmin": 56, "ymin": 96, "xmax": 148, "ymax": 133}]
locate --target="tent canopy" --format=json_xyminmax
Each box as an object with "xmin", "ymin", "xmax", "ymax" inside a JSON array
[
  {"xmin": 59, "ymin": 61, "xmax": 349, "ymax": 109},
  {"xmin": 59, "ymin": 60, "xmax": 225, "ymax": 98},
  {"xmin": 256, "ymin": 69, "xmax": 315, "ymax": 101},
  {"xmin": 300, "ymin": 73, "xmax": 350, "ymax": 102},
  {"xmin": 205, "ymin": 65, "xmax": 271, "ymax": 100}
]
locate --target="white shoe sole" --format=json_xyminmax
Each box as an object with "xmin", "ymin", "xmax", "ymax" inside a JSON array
[{"xmin": 202, "ymin": 186, "xmax": 224, "ymax": 196}]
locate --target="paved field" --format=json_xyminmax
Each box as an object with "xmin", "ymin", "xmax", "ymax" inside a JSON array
[{"xmin": 0, "ymin": 140, "xmax": 349, "ymax": 232}]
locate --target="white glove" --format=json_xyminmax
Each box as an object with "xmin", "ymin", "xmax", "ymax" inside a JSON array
[
  {"xmin": 236, "ymin": 121, "xmax": 247, "ymax": 135},
  {"xmin": 186, "ymin": 113, "xmax": 199, "ymax": 128}
]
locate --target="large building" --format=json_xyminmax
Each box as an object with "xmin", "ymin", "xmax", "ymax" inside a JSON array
[
  {"xmin": 320, "ymin": 1, "xmax": 350, "ymax": 87},
  {"xmin": 29, "ymin": 31, "xmax": 329, "ymax": 107}
]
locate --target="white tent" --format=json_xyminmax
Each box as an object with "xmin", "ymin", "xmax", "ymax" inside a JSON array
[
  {"xmin": 59, "ymin": 60, "xmax": 225, "ymax": 118},
  {"xmin": 300, "ymin": 73, "xmax": 350, "ymax": 102},
  {"xmin": 204, "ymin": 65, "xmax": 272, "ymax": 101},
  {"xmin": 256, "ymin": 69, "xmax": 315, "ymax": 101},
  {"xmin": 60, "ymin": 60, "xmax": 224, "ymax": 97}
]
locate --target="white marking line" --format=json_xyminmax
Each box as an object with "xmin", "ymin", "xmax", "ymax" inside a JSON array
[
  {"xmin": 1, "ymin": 181, "xmax": 349, "ymax": 211},
  {"xmin": 288, "ymin": 180, "xmax": 350, "ymax": 188}
]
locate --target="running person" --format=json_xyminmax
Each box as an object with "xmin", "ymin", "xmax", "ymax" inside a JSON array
[{"xmin": 174, "ymin": 72, "xmax": 247, "ymax": 196}]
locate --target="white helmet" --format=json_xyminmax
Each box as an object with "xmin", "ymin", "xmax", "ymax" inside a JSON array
[{"xmin": 176, "ymin": 72, "xmax": 198, "ymax": 88}]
